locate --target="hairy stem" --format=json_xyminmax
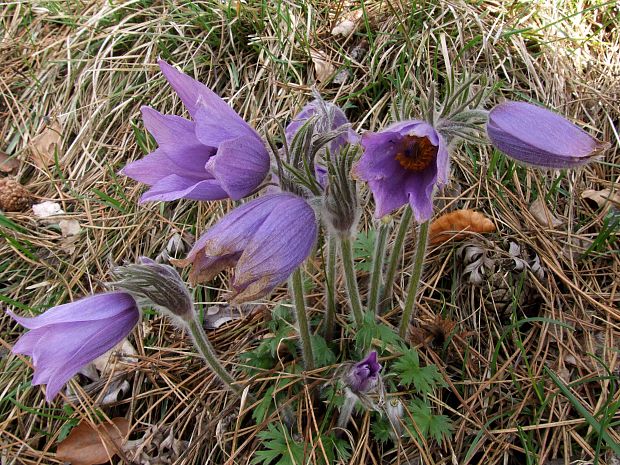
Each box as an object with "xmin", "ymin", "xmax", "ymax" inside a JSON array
[
  {"xmin": 368, "ymin": 222, "xmax": 389, "ymax": 314},
  {"xmin": 290, "ymin": 268, "xmax": 315, "ymax": 371},
  {"xmin": 339, "ymin": 236, "xmax": 364, "ymax": 327},
  {"xmin": 398, "ymin": 220, "xmax": 430, "ymax": 339},
  {"xmin": 382, "ymin": 207, "xmax": 413, "ymax": 304},
  {"xmin": 188, "ymin": 318, "xmax": 242, "ymax": 394},
  {"xmin": 324, "ymin": 238, "xmax": 337, "ymax": 342}
]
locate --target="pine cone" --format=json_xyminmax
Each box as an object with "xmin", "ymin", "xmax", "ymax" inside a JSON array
[
  {"xmin": 457, "ymin": 238, "xmax": 545, "ymax": 317},
  {"xmin": 0, "ymin": 178, "xmax": 31, "ymax": 211}
]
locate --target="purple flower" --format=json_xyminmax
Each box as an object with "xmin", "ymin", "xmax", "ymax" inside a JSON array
[
  {"xmin": 286, "ymin": 100, "xmax": 358, "ymax": 187},
  {"xmin": 487, "ymin": 101, "xmax": 610, "ymax": 169},
  {"xmin": 173, "ymin": 193, "xmax": 317, "ymax": 303},
  {"xmin": 346, "ymin": 351, "xmax": 381, "ymax": 393},
  {"xmin": 121, "ymin": 60, "xmax": 270, "ymax": 202},
  {"xmin": 286, "ymin": 99, "xmax": 358, "ymax": 152},
  {"xmin": 8, "ymin": 292, "xmax": 140, "ymax": 401},
  {"xmin": 353, "ymin": 121, "xmax": 449, "ymax": 222}
]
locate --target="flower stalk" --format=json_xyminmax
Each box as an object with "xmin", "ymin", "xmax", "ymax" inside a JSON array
[
  {"xmin": 324, "ymin": 237, "xmax": 338, "ymax": 342},
  {"xmin": 368, "ymin": 220, "xmax": 390, "ymax": 314},
  {"xmin": 398, "ymin": 220, "xmax": 430, "ymax": 338},
  {"xmin": 382, "ymin": 207, "xmax": 413, "ymax": 305},
  {"xmin": 187, "ymin": 318, "xmax": 242, "ymax": 395},
  {"xmin": 290, "ymin": 268, "xmax": 315, "ymax": 371},
  {"xmin": 339, "ymin": 236, "xmax": 364, "ymax": 327}
]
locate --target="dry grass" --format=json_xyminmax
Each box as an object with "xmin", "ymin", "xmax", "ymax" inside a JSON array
[{"xmin": 1, "ymin": 0, "xmax": 619, "ymax": 464}]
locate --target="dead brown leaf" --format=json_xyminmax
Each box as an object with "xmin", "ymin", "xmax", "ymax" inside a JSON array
[
  {"xmin": 56, "ymin": 417, "xmax": 129, "ymax": 465},
  {"xmin": 28, "ymin": 119, "xmax": 62, "ymax": 168},
  {"xmin": 331, "ymin": 10, "xmax": 363, "ymax": 36},
  {"xmin": 582, "ymin": 188, "xmax": 620, "ymax": 213},
  {"xmin": 529, "ymin": 198, "xmax": 563, "ymax": 228},
  {"xmin": 429, "ymin": 209, "xmax": 496, "ymax": 245},
  {"xmin": 0, "ymin": 151, "xmax": 20, "ymax": 173},
  {"xmin": 310, "ymin": 50, "xmax": 335, "ymax": 82}
]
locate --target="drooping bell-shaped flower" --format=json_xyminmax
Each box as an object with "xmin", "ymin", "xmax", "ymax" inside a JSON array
[
  {"xmin": 173, "ymin": 193, "xmax": 317, "ymax": 303},
  {"xmin": 121, "ymin": 60, "xmax": 270, "ymax": 202},
  {"xmin": 8, "ymin": 292, "xmax": 140, "ymax": 401},
  {"xmin": 487, "ymin": 101, "xmax": 609, "ymax": 169},
  {"xmin": 353, "ymin": 121, "xmax": 449, "ymax": 222},
  {"xmin": 345, "ymin": 351, "xmax": 382, "ymax": 393}
]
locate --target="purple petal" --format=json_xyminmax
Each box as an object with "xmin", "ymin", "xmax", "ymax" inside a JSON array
[
  {"xmin": 403, "ymin": 164, "xmax": 438, "ymax": 223},
  {"xmin": 7, "ymin": 292, "xmax": 136, "ymax": 330},
  {"xmin": 139, "ymin": 175, "xmax": 228, "ymax": 202},
  {"xmin": 205, "ymin": 136, "xmax": 270, "ymax": 200},
  {"xmin": 488, "ymin": 101, "xmax": 609, "ymax": 169},
  {"xmin": 194, "ymin": 105, "xmax": 261, "ymax": 148},
  {"xmin": 122, "ymin": 149, "xmax": 208, "ymax": 185},
  {"xmin": 34, "ymin": 312, "xmax": 138, "ymax": 401},
  {"xmin": 158, "ymin": 60, "xmax": 243, "ymax": 123},
  {"xmin": 141, "ymin": 107, "xmax": 215, "ymax": 170},
  {"xmin": 232, "ymin": 195, "xmax": 317, "ymax": 302},
  {"xmin": 172, "ymin": 195, "xmax": 285, "ymax": 282},
  {"xmin": 353, "ymin": 131, "xmax": 403, "ymax": 180}
]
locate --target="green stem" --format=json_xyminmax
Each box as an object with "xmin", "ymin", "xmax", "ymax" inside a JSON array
[
  {"xmin": 324, "ymin": 238, "xmax": 337, "ymax": 342},
  {"xmin": 368, "ymin": 222, "xmax": 389, "ymax": 314},
  {"xmin": 383, "ymin": 207, "xmax": 413, "ymax": 304},
  {"xmin": 188, "ymin": 318, "xmax": 242, "ymax": 394},
  {"xmin": 398, "ymin": 220, "xmax": 430, "ymax": 339},
  {"xmin": 339, "ymin": 236, "xmax": 364, "ymax": 327},
  {"xmin": 290, "ymin": 268, "xmax": 315, "ymax": 371}
]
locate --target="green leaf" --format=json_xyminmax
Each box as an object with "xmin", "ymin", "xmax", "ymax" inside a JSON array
[
  {"xmin": 392, "ymin": 348, "xmax": 444, "ymax": 394},
  {"xmin": 353, "ymin": 229, "xmax": 376, "ymax": 272},
  {"xmin": 310, "ymin": 335, "xmax": 336, "ymax": 366},
  {"xmin": 406, "ymin": 399, "xmax": 453, "ymax": 446},
  {"xmin": 371, "ymin": 417, "xmax": 393, "ymax": 443},
  {"xmin": 251, "ymin": 424, "xmax": 306, "ymax": 465},
  {"xmin": 354, "ymin": 312, "xmax": 401, "ymax": 353}
]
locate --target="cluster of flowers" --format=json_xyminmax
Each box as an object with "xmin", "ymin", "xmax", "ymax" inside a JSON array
[{"xmin": 8, "ymin": 60, "xmax": 608, "ymax": 402}]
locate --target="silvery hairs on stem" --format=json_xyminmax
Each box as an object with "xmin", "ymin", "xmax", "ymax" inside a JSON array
[{"xmin": 109, "ymin": 257, "xmax": 194, "ymax": 324}]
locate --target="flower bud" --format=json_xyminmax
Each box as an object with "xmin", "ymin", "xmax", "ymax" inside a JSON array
[{"xmin": 111, "ymin": 257, "xmax": 194, "ymax": 322}]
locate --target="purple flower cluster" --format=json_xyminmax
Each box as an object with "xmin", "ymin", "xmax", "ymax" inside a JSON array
[{"xmin": 8, "ymin": 60, "xmax": 609, "ymax": 404}]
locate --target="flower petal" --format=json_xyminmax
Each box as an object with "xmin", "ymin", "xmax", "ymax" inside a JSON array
[
  {"xmin": 232, "ymin": 195, "xmax": 317, "ymax": 301},
  {"xmin": 404, "ymin": 164, "xmax": 438, "ymax": 223},
  {"xmin": 33, "ymin": 312, "xmax": 138, "ymax": 400},
  {"xmin": 206, "ymin": 136, "xmax": 270, "ymax": 200},
  {"xmin": 141, "ymin": 107, "xmax": 215, "ymax": 170},
  {"xmin": 487, "ymin": 101, "xmax": 609, "ymax": 169},
  {"xmin": 7, "ymin": 293, "xmax": 136, "ymax": 330},
  {"xmin": 353, "ymin": 131, "xmax": 403, "ymax": 180},
  {"xmin": 158, "ymin": 60, "xmax": 243, "ymax": 123},
  {"xmin": 139, "ymin": 175, "xmax": 228, "ymax": 203},
  {"xmin": 194, "ymin": 105, "xmax": 261, "ymax": 148}
]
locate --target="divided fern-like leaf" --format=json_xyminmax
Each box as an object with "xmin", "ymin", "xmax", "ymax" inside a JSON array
[
  {"xmin": 251, "ymin": 424, "xmax": 306, "ymax": 465},
  {"xmin": 392, "ymin": 348, "xmax": 445, "ymax": 394}
]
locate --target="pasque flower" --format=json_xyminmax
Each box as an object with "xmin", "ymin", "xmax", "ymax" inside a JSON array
[
  {"xmin": 345, "ymin": 351, "xmax": 382, "ymax": 393},
  {"xmin": 173, "ymin": 193, "xmax": 317, "ymax": 303},
  {"xmin": 111, "ymin": 257, "xmax": 194, "ymax": 323},
  {"xmin": 487, "ymin": 101, "xmax": 610, "ymax": 169},
  {"xmin": 121, "ymin": 60, "xmax": 270, "ymax": 202},
  {"xmin": 353, "ymin": 120, "xmax": 449, "ymax": 222},
  {"xmin": 285, "ymin": 99, "xmax": 358, "ymax": 188},
  {"xmin": 8, "ymin": 292, "xmax": 140, "ymax": 401}
]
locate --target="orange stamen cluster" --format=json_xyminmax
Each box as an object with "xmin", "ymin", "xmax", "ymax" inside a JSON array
[{"xmin": 394, "ymin": 135, "xmax": 438, "ymax": 172}]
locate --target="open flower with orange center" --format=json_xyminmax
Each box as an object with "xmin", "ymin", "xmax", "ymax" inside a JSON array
[{"xmin": 352, "ymin": 121, "xmax": 449, "ymax": 222}]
